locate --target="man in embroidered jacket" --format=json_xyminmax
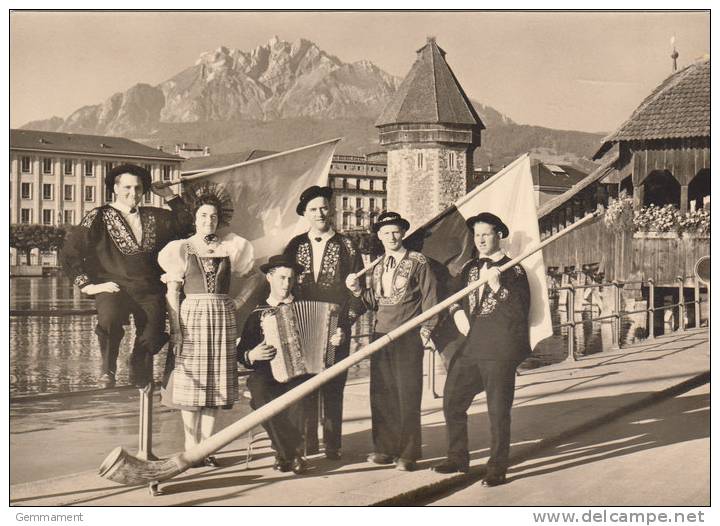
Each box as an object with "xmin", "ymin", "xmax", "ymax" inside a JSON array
[
  {"xmin": 432, "ymin": 212, "xmax": 531, "ymax": 487},
  {"xmin": 282, "ymin": 185, "xmax": 365, "ymax": 459},
  {"xmin": 60, "ymin": 164, "xmax": 192, "ymax": 388},
  {"xmin": 346, "ymin": 211, "xmax": 438, "ymax": 472}
]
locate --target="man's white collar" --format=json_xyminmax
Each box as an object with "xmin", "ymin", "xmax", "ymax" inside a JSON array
[{"xmin": 267, "ymin": 294, "xmax": 294, "ymax": 306}]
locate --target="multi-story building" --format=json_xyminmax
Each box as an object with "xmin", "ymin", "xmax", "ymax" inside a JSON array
[
  {"xmin": 10, "ymin": 129, "xmax": 184, "ymax": 266},
  {"xmin": 328, "ymin": 152, "xmax": 388, "ymax": 232}
]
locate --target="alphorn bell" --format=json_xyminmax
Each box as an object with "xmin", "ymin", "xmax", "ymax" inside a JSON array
[{"xmin": 99, "ymin": 211, "xmax": 602, "ymax": 487}]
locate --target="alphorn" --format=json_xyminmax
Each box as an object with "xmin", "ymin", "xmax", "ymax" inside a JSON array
[{"xmin": 99, "ymin": 210, "xmax": 601, "ymax": 486}]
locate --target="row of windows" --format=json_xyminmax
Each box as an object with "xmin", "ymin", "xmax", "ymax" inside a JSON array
[
  {"xmin": 19, "ymin": 209, "xmax": 76, "ymax": 225},
  {"xmin": 340, "ymin": 197, "xmax": 386, "ymax": 211},
  {"xmin": 413, "ymin": 152, "xmax": 461, "ymax": 170},
  {"xmin": 331, "ymin": 177, "xmax": 387, "ymax": 191},
  {"xmin": 330, "ymin": 163, "xmax": 386, "ymax": 173},
  {"xmin": 18, "ymin": 156, "xmax": 174, "ymax": 180},
  {"xmin": 16, "ymin": 182, "xmax": 158, "ymax": 205}
]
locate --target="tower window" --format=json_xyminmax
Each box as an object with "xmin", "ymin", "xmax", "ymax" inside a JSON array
[{"xmin": 417, "ymin": 153, "xmax": 424, "ymax": 169}]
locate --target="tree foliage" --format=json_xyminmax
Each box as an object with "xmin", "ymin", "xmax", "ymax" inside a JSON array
[{"xmin": 9, "ymin": 224, "xmax": 69, "ymax": 264}]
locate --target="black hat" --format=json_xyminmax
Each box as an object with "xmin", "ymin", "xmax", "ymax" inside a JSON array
[
  {"xmin": 372, "ymin": 211, "xmax": 410, "ymax": 233},
  {"xmin": 259, "ymin": 254, "xmax": 304, "ymax": 275},
  {"xmin": 105, "ymin": 164, "xmax": 152, "ymax": 196},
  {"xmin": 465, "ymin": 212, "xmax": 510, "ymax": 239},
  {"xmin": 296, "ymin": 185, "xmax": 333, "ymax": 215}
]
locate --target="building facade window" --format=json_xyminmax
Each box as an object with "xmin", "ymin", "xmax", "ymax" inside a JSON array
[
  {"xmin": 21, "ymin": 156, "xmax": 31, "ymax": 173},
  {"xmin": 84, "ymin": 161, "xmax": 94, "ymax": 177},
  {"xmin": 369, "ymin": 179, "xmax": 374, "ymax": 191},
  {"xmin": 162, "ymin": 165, "xmax": 172, "ymax": 181},
  {"xmin": 382, "ymin": 180, "xmax": 387, "ymax": 191},
  {"xmin": 42, "ymin": 183, "xmax": 53, "ymax": 200},
  {"xmin": 342, "ymin": 178, "xmax": 347, "ymax": 189},
  {"xmin": 105, "ymin": 161, "xmax": 115, "ymax": 174},
  {"xmin": 42, "ymin": 209, "xmax": 53, "ymax": 225},
  {"xmin": 144, "ymin": 193, "xmax": 152, "ymax": 204},
  {"xmin": 355, "ymin": 213, "xmax": 362, "ymax": 227},
  {"xmin": 64, "ymin": 185, "xmax": 74, "ymax": 201},
  {"xmin": 417, "ymin": 152, "xmax": 424, "ymax": 169},
  {"xmin": 42, "ymin": 158, "xmax": 53, "ymax": 174},
  {"xmin": 369, "ymin": 197, "xmax": 375, "ymax": 210},
  {"xmin": 355, "ymin": 197, "xmax": 362, "ymax": 210},
  {"xmin": 21, "ymin": 182, "xmax": 32, "ymax": 200},
  {"xmin": 342, "ymin": 197, "xmax": 348, "ymax": 210},
  {"xmin": 449, "ymin": 151, "xmax": 457, "ymax": 170},
  {"xmin": 64, "ymin": 159, "xmax": 73, "ymax": 175},
  {"xmin": 84, "ymin": 186, "xmax": 95, "ymax": 202},
  {"xmin": 21, "ymin": 208, "xmax": 32, "ymax": 224},
  {"xmin": 63, "ymin": 210, "xmax": 75, "ymax": 225},
  {"xmin": 355, "ymin": 179, "xmax": 361, "ymax": 190},
  {"xmin": 382, "ymin": 198, "xmax": 387, "ymax": 211}
]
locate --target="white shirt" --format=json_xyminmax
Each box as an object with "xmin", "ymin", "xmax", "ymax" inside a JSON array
[
  {"xmin": 381, "ymin": 248, "xmax": 407, "ymax": 297},
  {"xmin": 111, "ymin": 201, "xmax": 142, "ymax": 244},
  {"xmin": 309, "ymin": 229, "xmax": 335, "ymax": 281}
]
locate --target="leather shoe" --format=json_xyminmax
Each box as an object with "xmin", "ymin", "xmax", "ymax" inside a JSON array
[
  {"xmin": 325, "ymin": 450, "xmax": 342, "ymax": 461},
  {"xmin": 98, "ymin": 373, "xmax": 115, "ymax": 389},
  {"xmin": 367, "ymin": 452, "xmax": 395, "ymax": 465},
  {"xmin": 273, "ymin": 458, "xmax": 292, "ymax": 472},
  {"xmin": 432, "ymin": 459, "xmax": 469, "ymax": 474},
  {"xmin": 292, "ymin": 456, "xmax": 308, "ymax": 475},
  {"xmin": 395, "ymin": 458, "xmax": 416, "ymax": 472},
  {"xmin": 481, "ymin": 474, "xmax": 507, "ymax": 487}
]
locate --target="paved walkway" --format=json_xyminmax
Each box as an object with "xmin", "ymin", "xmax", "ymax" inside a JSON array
[{"xmin": 10, "ymin": 328, "xmax": 709, "ymax": 506}]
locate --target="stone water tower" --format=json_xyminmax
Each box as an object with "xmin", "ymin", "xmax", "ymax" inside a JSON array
[{"xmin": 376, "ymin": 37, "xmax": 484, "ymax": 229}]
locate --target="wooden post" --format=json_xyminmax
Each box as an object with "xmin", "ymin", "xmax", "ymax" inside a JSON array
[
  {"xmin": 677, "ymin": 276, "xmax": 685, "ymax": 331},
  {"xmin": 648, "ymin": 278, "xmax": 655, "ymax": 339},
  {"xmin": 612, "ymin": 281, "xmax": 622, "ymax": 348},
  {"xmin": 565, "ymin": 284, "xmax": 576, "ymax": 362},
  {"xmin": 136, "ymin": 385, "xmax": 157, "ymax": 461},
  {"xmin": 694, "ymin": 279, "xmax": 701, "ymax": 328},
  {"xmin": 680, "ymin": 185, "xmax": 689, "ymax": 214}
]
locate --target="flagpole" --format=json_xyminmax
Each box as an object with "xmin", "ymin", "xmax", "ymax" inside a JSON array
[{"xmin": 99, "ymin": 210, "xmax": 601, "ymax": 487}]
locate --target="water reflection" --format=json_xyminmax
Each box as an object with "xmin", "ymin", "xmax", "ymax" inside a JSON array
[{"xmin": 10, "ymin": 277, "xmax": 614, "ymax": 396}]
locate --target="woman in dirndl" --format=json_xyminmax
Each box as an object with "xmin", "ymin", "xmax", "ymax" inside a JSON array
[{"xmin": 158, "ymin": 185, "xmax": 254, "ymax": 466}]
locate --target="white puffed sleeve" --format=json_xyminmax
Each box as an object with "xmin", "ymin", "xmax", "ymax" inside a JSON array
[
  {"xmin": 158, "ymin": 239, "xmax": 188, "ymax": 284},
  {"xmin": 223, "ymin": 233, "xmax": 255, "ymax": 277}
]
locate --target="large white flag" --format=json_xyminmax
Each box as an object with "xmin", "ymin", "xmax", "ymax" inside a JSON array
[
  {"xmin": 181, "ymin": 138, "xmax": 341, "ymax": 325},
  {"xmin": 408, "ymin": 153, "xmax": 552, "ymax": 349}
]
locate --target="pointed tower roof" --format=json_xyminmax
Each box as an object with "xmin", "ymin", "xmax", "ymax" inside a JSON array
[{"xmin": 376, "ymin": 37, "xmax": 485, "ymax": 129}]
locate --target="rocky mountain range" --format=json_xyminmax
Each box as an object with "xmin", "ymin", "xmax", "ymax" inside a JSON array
[{"xmin": 21, "ymin": 36, "xmax": 603, "ymax": 168}]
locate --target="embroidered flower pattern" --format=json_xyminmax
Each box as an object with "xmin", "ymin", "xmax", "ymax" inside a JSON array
[
  {"xmin": 295, "ymin": 241, "xmax": 313, "ymax": 284},
  {"xmin": 102, "ymin": 207, "xmax": 159, "ymax": 256},
  {"xmin": 317, "ymin": 241, "xmax": 341, "ymax": 288}
]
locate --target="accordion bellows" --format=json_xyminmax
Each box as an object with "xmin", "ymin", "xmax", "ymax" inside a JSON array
[{"xmin": 261, "ymin": 300, "xmax": 340, "ymax": 383}]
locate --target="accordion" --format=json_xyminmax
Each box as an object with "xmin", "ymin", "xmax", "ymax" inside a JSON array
[{"xmin": 260, "ymin": 300, "xmax": 341, "ymax": 383}]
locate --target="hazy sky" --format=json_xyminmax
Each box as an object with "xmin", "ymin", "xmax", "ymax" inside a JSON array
[{"xmin": 10, "ymin": 10, "xmax": 709, "ymax": 133}]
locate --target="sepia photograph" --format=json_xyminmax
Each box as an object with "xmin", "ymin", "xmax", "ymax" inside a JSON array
[{"xmin": 8, "ymin": 7, "xmax": 711, "ymax": 513}]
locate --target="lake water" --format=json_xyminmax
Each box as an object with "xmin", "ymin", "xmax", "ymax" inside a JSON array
[{"xmin": 9, "ymin": 277, "xmax": 614, "ymax": 396}]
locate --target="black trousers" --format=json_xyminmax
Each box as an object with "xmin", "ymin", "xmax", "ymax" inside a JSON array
[
  {"xmin": 94, "ymin": 289, "xmax": 167, "ymax": 378},
  {"xmin": 246, "ymin": 372, "xmax": 306, "ymax": 462},
  {"xmin": 443, "ymin": 353, "xmax": 521, "ymax": 474},
  {"xmin": 370, "ymin": 330, "xmax": 424, "ymax": 461},
  {"xmin": 302, "ymin": 337, "xmax": 350, "ymax": 453}
]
